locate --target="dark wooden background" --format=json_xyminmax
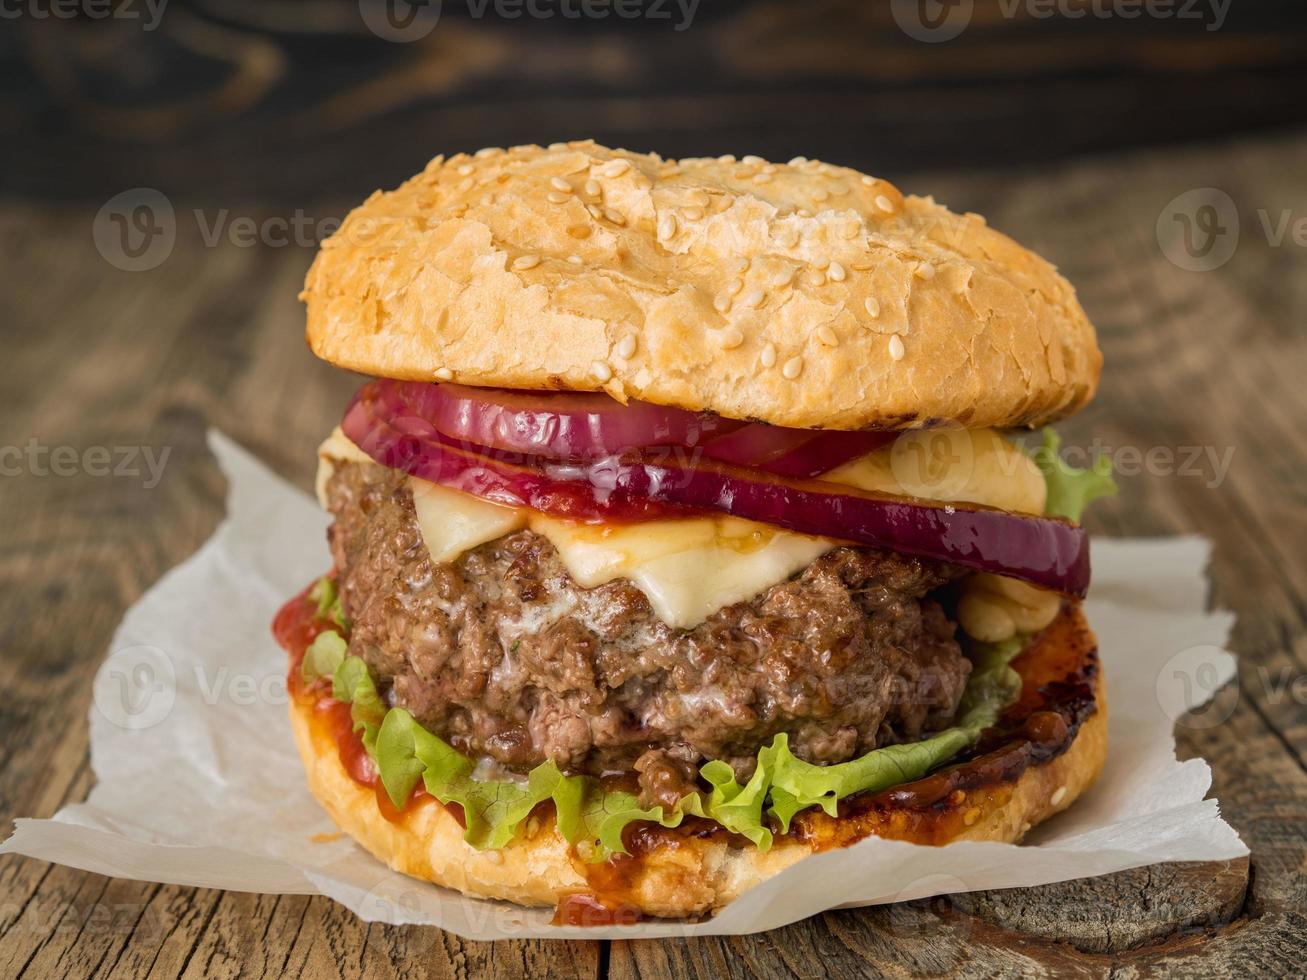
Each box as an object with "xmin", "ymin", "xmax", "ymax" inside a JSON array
[{"xmin": 2, "ymin": 1, "xmax": 1306, "ymax": 976}]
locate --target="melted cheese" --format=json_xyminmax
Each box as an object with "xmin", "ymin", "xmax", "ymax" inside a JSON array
[
  {"xmin": 822, "ymin": 428, "xmax": 1047, "ymax": 515},
  {"xmin": 314, "ymin": 425, "xmax": 1042, "ymax": 628},
  {"xmin": 528, "ymin": 514, "xmax": 832, "ymax": 629}
]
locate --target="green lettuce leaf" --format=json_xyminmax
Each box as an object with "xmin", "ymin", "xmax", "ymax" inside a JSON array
[
  {"xmin": 325, "ymin": 632, "xmax": 1027, "ymax": 859},
  {"xmin": 301, "ymin": 629, "xmax": 346, "ymax": 685},
  {"xmin": 1029, "ymin": 429, "xmax": 1117, "ymax": 522},
  {"xmin": 332, "ymin": 654, "xmax": 386, "ymax": 754},
  {"xmin": 372, "ymin": 698, "xmax": 690, "ymax": 860},
  {"xmin": 308, "ymin": 575, "xmax": 348, "ymax": 629}
]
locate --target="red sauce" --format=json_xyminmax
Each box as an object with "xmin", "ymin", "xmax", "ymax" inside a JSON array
[
  {"xmin": 274, "ymin": 580, "xmax": 431, "ymax": 824},
  {"xmin": 551, "ymin": 893, "xmax": 642, "ymax": 927}
]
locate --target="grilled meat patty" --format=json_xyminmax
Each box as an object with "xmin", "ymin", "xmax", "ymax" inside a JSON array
[{"xmin": 325, "ymin": 461, "xmax": 970, "ymax": 807}]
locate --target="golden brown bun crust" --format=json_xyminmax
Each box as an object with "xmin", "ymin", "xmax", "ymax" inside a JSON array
[
  {"xmin": 289, "ymin": 606, "xmax": 1106, "ymax": 920},
  {"xmin": 302, "ymin": 141, "xmax": 1100, "ymax": 431}
]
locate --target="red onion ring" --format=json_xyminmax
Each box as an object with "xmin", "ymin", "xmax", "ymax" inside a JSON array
[
  {"xmin": 397, "ymin": 382, "xmax": 743, "ymax": 460},
  {"xmin": 343, "ymin": 381, "xmax": 1091, "ymax": 596}
]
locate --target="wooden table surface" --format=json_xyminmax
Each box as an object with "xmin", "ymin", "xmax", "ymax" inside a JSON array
[{"xmin": 1, "ymin": 129, "xmax": 1305, "ymax": 978}]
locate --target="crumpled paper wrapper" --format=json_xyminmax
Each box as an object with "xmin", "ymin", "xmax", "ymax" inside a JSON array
[{"xmin": 1, "ymin": 432, "xmax": 1247, "ymax": 939}]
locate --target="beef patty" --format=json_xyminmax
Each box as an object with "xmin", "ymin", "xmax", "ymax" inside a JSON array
[{"xmin": 325, "ymin": 461, "xmax": 971, "ymax": 807}]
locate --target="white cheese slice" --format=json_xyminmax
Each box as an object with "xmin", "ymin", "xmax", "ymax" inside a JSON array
[
  {"xmin": 528, "ymin": 514, "xmax": 832, "ymax": 629},
  {"xmin": 410, "ymin": 478, "xmax": 527, "ymax": 565},
  {"xmin": 313, "ymin": 424, "xmax": 1042, "ymax": 628}
]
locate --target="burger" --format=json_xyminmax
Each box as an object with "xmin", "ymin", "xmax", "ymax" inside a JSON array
[{"xmin": 276, "ymin": 141, "xmax": 1117, "ymax": 923}]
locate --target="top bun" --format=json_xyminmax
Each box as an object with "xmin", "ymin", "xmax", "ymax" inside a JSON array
[{"xmin": 303, "ymin": 141, "xmax": 1100, "ymax": 430}]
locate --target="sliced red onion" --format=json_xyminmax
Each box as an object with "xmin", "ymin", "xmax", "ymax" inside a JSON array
[
  {"xmin": 701, "ymin": 424, "xmax": 895, "ymax": 478},
  {"xmin": 393, "ymin": 381, "xmax": 742, "ymax": 460},
  {"xmin": 343, "ymin": 383, "xmax": 1091, "ymax": 596}
]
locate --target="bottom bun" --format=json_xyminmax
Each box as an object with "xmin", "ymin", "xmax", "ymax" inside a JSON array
[{"xmin": 290, "ymin": 604, "xmax": 1106, "ymax": 920}]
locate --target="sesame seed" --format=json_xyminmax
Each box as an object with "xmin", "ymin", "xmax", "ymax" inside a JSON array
[
  {"xmin": 475, "ymin": 147, "xmax": 501, "ymax": 158},
  {"xmin": 963, "ymin": 807, "xmax": 980, "ymax": 827},
  {"xmin": 861, "ymin": 175, "xmax": 875, "ymax": 186},
  {"xmin": 434, "ymin": 367, "xmax": 453, "ymax": 381},
  {"xmin": 602, "ymin": 159, "xmax": 631, "ymax": 177},
  {"xmin": 789, "ymin": 156, "xmax": 807, "ymax": 166},
  {"xmin": 802, "ymin": 268, "xmax": 826, "ymax": 287},
  {"xmin": 512, "ymin": 254, "xmax": 541, "ymax": 270},
  {"xmin": 782, "ymin": 356, "xmax": 803, "ymax": 379},
  {"xmin": 480, "ymin": 194, "xmax": 494, "ymax": 206},
  {"xmin": 729, "ymin": 257, "xmax": 749, "ymax": 275},
  {"xmin": 875, "ymin": 195, "xmax": 895, "ymax": 214},
  {"xmin": 688, "ymin": 190, "xmax": 710, "ymax": 207},
  {"xmin": 718, "ymin": 154, "xmax": 736, "ymax": 164},
  {"xmin": 828, "ymin": 261, "xmax": 846, "ymax": 282},
  {"xmin": 603, "ymin": 208, "xmax": 627, "ymax": 226},
  {"xmin": 777, "ymin": 227, "xmax": 800, "ymax": 248},
  {"xmin": 726, "ymin": 278, "xmax": 744, "ymax": 297},
  {"xmin": 771, "ymin": 266, "xmax": 796, "ymax": 287},
  {"xmin": 456, "ymin": 177, "xmax": 474, "ymax": 194},
  {"xmin": 591, "ymin": 359, "xmax": 613, "ymax": 382},
  {"xmin": 713, "ymin": 293, "xmax": 732, "ymax": 313},
  {"xmin": 457, "ymin": 163, "xmax": 474, "ymax": 176},
  {"xmin": 760, "ymin": 343, "xmax": 777, "ymax": 369},
  {"xmin": 797, "ymin": 208, "xmax": 813, "ymax": 218},
  {"xmin": 916, "ymin": 262, "xmax": 936, "ymax": 280},
  {"xmin": 817, "ymin": 324, "xmax": 839, "ymax": 347},
  {"xmin": 683, "ymin": 207, "xmax": 705, "ymax": 221},
  {"xmin": 567, "ymin": 254, "xmax": 583, "ymax": 264},
  {"xmin": 754, "ymin": 173, "xmax": 773, "ymax": 185},
  {"xmin": 742, "ymin": 154, "xmax": 764, "ymax": 166},
  {"xmin": 888, "ymin": 334, "xmax": 905, "ymax": 361},
  {"xmin": 740, "ymin": 287, "xmax": 765, "ymax": 309},
  {"xmin": 615, "ymin": 335, "xmax": 637, "ymax": 359},
  {"xmin": 657, "ymin": 214, "xmax": 676, "ymax": 240},
  {"xmin": 839, "ymin": 222, "xmax": 859, "ymax": 240},
  {"xmin": 814, "ymin": 257, "xmax": 830, "ymax": 271},
  {"xmin": 812, "ymin": 187, "xmax": 830, "ymax": 202},
  {"xmin": 1051, "ymin": 786, "xmax": 1067, "ymax": 806},
  {"xmin": 864, "ymin": 297, "xmax": 881, "ymax": 317},
  {"xmin": 549, "ymin": 176, "xmax": 573, "ymax": 193},
  {"xmin": 719, "ymin": 328, "xmax": 744, "ymax": 349},
  {"xmin": 567, "ymin": 224, "xmax": 591, "ymax": 239},
  {"xmin": 547, "ymin": 191, "xmax": 570, "ymax": 204},
  {"xmin": 584, "ymin": 179, "xmax": 601, "ymax": 197}
]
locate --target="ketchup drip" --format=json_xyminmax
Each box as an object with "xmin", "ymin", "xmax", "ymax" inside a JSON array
[{"xmin": 273, "ymin": 580, "xmax": 429, "ymax": 823}]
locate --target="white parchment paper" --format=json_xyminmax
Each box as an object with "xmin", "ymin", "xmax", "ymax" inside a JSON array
[{"xmin": 0, "ymin": 432, "xmax": 1248, "ymax": 939}]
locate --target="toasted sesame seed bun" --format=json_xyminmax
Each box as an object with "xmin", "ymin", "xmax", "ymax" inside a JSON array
[
  {"xmin": 301, "ymin": 141, "xmax": 1100, "ymax": 431},
  {"xmin": 290, "ymin": 603, "xmax": 1106, "ymax": 919}
]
